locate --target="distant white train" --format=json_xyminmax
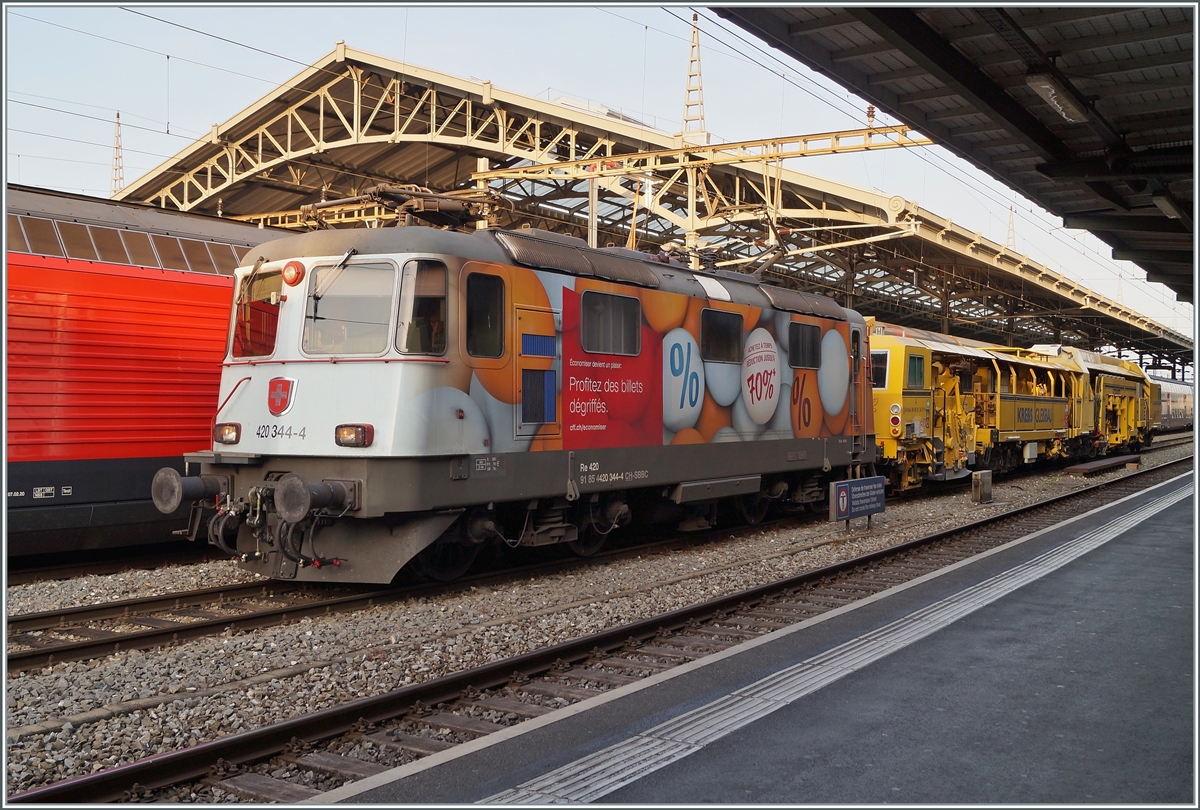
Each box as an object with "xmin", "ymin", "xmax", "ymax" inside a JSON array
[{"xmin": 1149, "ymin": 375, "xmax": 1194, "ymax": 432}]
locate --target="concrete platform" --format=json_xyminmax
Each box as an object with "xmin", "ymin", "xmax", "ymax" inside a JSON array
[{"xmin": 318, "ymin": 471, "xmax": 1194, "ymax": 805}]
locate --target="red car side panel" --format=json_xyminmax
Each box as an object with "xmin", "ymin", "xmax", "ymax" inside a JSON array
[{"xmin": 7, "ymin": 253, "xmax": 234, "ymax": 462}]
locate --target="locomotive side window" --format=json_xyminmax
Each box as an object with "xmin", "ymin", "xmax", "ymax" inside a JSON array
[
  {"xmin": 57, "ymin": 222, "xmax": 98, "ymax": 261},
  {"xmin": 180, "ymin": 239, "xmax": 217, "ymax": 273},
  {"xmin": 208, "ymin": 243, "xmax": 240, "ymax": 275},
  {"xmin": 89, "ymin": 226, "xmax": 130, "ymax": 265},
  {"xmin": 582, "ymin": 291, "xmax": 641, "ymax": 356},
  {"xmin": 152, "ymin": 235, "xmax": 189, "ymax": 271},
  {"xmin": 121, "ymin": 231, "xmax": 160, "ymax": 268},
  {"xmin": 303, "ymin": 262, "xmax": 396, "ymax": 355},
  {"xmin": 701, "ymin": 309, "xmax": 742, "ymax": 362},
  {"xmin": 397, "ymin": 260, "xmax": 447, "ymax": 355},
  {"xmin": 466, "ymin": 273, "xmax": 505, "ymax": 358},
  {"xmin": 906, "ymin": 354, "xmax": 925, "ymax": 389},
  {"xmin": 788, "ymin": 322, "xmax": 821, "ymax": 369},
  {"xmin": 870, "ymin": 351, "xmax": 888, "ymax": 388},
  {"xmin": 232, "ymin": 268, "xmax": 283, "ymax": 357},
  {"xmin": 19, "ymin": 217, "xmax": 64, "ymax": 257},
  {"xmin": 7, "ymin": 215, "xmax": 29, "ymax": 253}
]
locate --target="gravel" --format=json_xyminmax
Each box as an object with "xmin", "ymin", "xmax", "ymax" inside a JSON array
[
  {"xmin": 6, "ymin": 446, "xmax": 1192, "ymax": 796},
  {"xmin": 6, "ymin": 561, "xmax": 263, "ymax": 617}
]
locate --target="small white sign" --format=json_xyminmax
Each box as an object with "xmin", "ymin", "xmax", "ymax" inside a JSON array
[
  {"xmin": 61, "ymin": 486, "xmax": 73, "ymax": 496},
  {"xmin": 33, "ymin": 486, "xmax": 55, "ymax": 499}
]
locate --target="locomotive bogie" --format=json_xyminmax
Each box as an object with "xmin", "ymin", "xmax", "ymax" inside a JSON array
[
  {"xmin": 166, "ymin": 227, "xmax": 877, "ymax": 582},
  {"xmin": 192, "ymin": 433, "xmax": 864, "ymax": 582}
]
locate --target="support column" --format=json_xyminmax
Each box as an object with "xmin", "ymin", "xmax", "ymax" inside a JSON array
[
  {"xmin": 940, "ymin": 274, "xmax": 949, "ymax": 334},
  {"xmin": 587, "ymin": 178, "xmax": 598, "ymax": 248},
  {"xmin": 844, "ymin": 255, "xmax": 856, "ymax": 310},
  {"xmin": 686, "ymin": 167, "xmax": 701, "ymax": 270},
  {"xmin": 475, "ymin": 158, "xmax": 490, "ymax": 231}
]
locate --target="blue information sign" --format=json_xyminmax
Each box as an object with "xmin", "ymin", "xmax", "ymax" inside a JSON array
[{"xmin": 829, "ymin": 476, "xmax": 887, "ymax": 523}]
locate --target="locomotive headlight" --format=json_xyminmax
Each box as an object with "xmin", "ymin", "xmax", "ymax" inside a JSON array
[
  {"xmin": 214, "ymin": 423, "xmax": 241, "ymax": 444},
  {"xmin": 335, "ymin": 424, "xmax": 374, "ymax": 447},
  {"xmin": 282, "ymin": 261, "xmax": 306, "ymax": 286},
  {"xmin": 889, "ymin": 403, "xmax": 901, "ymax": 415},
  {"xmin": 889, "ymin": 415, "xmax": 901, "ymax": 427}
]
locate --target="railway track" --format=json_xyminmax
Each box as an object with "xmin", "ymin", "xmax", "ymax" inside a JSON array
[
  {"xmin": 4, "ymin": 518, "xmax": 794, "ymax": 673},
  {"xmin": 6, "ymin": 583, "xmax": 391, "ymax": 673},
  {"xmin": 1148, "ymin": 432, "xmax": 1194, "ymax": 450},
  {"xmin": 11, "ymin": 438, "xmax": 1178, "ymax": 674},
  {"xmin": 10, "ymin": 454, "xmax": 1191, "ymax": 803},
  {"xmin": 6, "ymin": 544, "xmax": 217, "ymax": 587}
]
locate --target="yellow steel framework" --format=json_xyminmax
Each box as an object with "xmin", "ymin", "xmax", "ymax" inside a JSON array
[
  {"xmin": 471, "ymin": 126, "xmax": 932, "ymax": 180},
  {"xmin": 115, "ymin": 43, "xmax": 1190, "ymax": 369}
]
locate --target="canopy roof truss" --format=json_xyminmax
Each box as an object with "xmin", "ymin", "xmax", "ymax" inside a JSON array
[{"xmin": 117, "ymin": 42, "xmax": 1191, "ymax": 372}]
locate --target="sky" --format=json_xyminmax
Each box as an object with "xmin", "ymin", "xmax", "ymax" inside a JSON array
[{"xmin": 4, "ymin": 4, "xmax": 1194, "ymax": 340}]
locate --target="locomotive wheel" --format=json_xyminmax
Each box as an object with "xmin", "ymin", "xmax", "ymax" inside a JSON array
[
  {"xmin": 416, "ymin": 533, "xmax": 479, "ymax": 582},
  {"xmin": 567, "ymin": 526, "xmax": 606, "ymax": 557},
  {"xmin": 738, "ymin": 493, "xmax": 770, "ymax": 525}
]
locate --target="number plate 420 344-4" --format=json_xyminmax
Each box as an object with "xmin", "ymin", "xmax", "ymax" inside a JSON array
[{"xmin": 256, "ymin": 424, "xmax": 307, "ymax": 439}]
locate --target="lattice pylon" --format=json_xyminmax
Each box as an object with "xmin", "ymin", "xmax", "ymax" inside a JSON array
[
  {"xmin": 1005, "ymin": 205, "xmax": 1016, "ymax": 250},
  {"xmin": 110, "ymin": 112, "xmax": 124, "ymax": 198},
  {"xmin": 679, "ymin": 13, "xmax": 708, "ymax": 144}
]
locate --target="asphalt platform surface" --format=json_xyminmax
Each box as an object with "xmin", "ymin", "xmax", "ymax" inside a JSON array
[{"xmin": 320, "ymin": 471, "xmax": 1194, "ymax": 805}]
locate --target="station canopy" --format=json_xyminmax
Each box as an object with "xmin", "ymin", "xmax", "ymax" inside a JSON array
[
  {"xmin": 712, "ymin": 6, "xmax": 1194, "ymax": 308},
  {"xmin": 116, "ymin": 41, "xmax": 1192, "ymax": 372}
]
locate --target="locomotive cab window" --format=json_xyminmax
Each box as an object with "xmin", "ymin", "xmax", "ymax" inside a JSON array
[
  {"xmin": 871, "ymin": 350, "xmax": 888, "ymax": 388},
  {"xmin": 397, "ymin": 260, "xmax": 447, "ymax": 355},
  {"xmin": 232, "ymin": 267, "xmax": 283, "ymax": 357},
  {"xmin": 701, "ymin": 309, "xmax": 743, "ymax": 363},
  {"xmin": 581, "ymin": 291, "xmax": 641, "ymax": 355},
  {"xmin": 303, "ymin": 261, "xmax": 396, "ymax": 355},
  {"xmin": 788, "ymin": 322, "xmax": 821, "ymax": 369},
  {"xmin": 906, "ymin": 354, "xmax": 925, "ymax": 390},
  {"xmin": 466, "ymin": 273, "xmax": 504, "ymax": 358}
]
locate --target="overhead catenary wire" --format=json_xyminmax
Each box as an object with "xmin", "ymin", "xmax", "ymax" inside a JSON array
[{"xmin": 10, "ymin": 100, "xmax": 203, "ymax": 140}]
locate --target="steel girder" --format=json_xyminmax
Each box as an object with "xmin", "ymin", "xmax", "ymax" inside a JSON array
[{"xmin": 117, "ymin": 43, "xmax": 1190, "ymax": 363}]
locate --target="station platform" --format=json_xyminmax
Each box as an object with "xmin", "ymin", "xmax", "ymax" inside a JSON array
[{"xmin": 319, "ymin": 471, "xmax": 1194, "ymax": 805}]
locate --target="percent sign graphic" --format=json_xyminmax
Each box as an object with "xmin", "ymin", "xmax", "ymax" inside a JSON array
[{"xmin": 670, "ymin": 341, "xmax": 701, "ymax": 409}]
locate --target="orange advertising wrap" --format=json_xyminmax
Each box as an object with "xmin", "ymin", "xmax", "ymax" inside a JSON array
[{"xmin": 560, "ymin": 287, "xmax": 664, "ymax": 449}]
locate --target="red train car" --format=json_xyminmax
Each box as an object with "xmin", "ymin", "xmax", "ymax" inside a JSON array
[{"xmin": 5, "ymin": 185, "xmax": 283, "ymax": 555}]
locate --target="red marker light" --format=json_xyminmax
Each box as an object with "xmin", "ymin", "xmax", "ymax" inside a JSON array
[{"xmin": 282, "ymin": 261, "xmax": 306, "ymax": 286}]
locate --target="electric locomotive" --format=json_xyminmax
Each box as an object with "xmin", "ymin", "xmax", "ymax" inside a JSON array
[{"xmin": 152, "ymin": 226, "xmax": 875, "ymax": 583}]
